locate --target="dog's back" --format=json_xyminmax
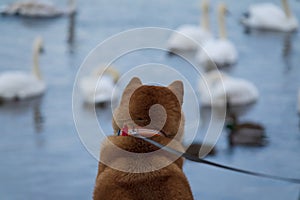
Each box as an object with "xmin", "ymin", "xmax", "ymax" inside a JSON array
[{"xmin": 93, "ymin": 136, "xmax": 193, "ymax": 200}]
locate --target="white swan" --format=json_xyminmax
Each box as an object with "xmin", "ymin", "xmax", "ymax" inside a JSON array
[
  {"xmin": 79, "ymin": 66, "xmax": 120, "ymax": 105},
  {"xmin": 0, "ymin": 0, "xmax": 76, "ymax": 18},
  {"xmin": 196, "ymin": 3, "xmax": 238, "ymax": 67},
  {"xmin": 241, "ymin": 0, "xmax": 298, "ymax": 32},
  {"xmin": 199, "ymin": 70, "xmax": 259, "ymax": 106},
  {"xmin": 167, "ymin": 0, "xmax": 212, "ymax": 52},
  {"xmin": 0, "ymin": 37, "xmax": 46, "ymax": 101}
]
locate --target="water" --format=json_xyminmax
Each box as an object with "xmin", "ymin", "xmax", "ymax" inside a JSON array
[{"xmin": 0, "ymin": 0, "xmax": 300, "ymax": 199}]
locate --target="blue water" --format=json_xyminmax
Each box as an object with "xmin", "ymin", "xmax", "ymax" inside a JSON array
[{"xmin": 0, "ymin": 0, "xmax": 300, "ymax": 199}]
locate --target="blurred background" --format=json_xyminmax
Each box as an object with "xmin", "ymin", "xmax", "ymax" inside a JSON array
[{"xmin": 0, "ymin": 0, "xmax": 300, "ymax": 199}]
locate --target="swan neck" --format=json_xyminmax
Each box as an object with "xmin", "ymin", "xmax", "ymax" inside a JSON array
[
  {"xmin": 201, "ymin": 1, "xmax": 210, "ymax": 31},
  {"xmin": 218, "ymin": 8, "xmax": 227, "ymax": 39},
  {"xmin": 281, "ymin": 0, "xmax": 291, "ymax": 18},
  {"xmin": 32, "ymin": 43, "xmax": 42, "ymax": 80}
]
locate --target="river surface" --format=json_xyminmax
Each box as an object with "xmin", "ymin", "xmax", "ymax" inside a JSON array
[{"xmin": 0, "ymin": 0, "xmax": 300, "ymax": 199}]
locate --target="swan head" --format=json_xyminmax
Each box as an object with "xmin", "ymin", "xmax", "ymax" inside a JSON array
[
  {"xmin": 33, "ymin": 36, "xmax": 44, "ymax": 54},
  {"xmin": 218, "ymin": 2, "xmax": 228, "ymax": 16},
  {"xmin": 201, "ymin": 0, "xmax": 210, "ymax": 13},
  {"xmin": 93, "ymin": 65, "xmax": 120, "ymax": 83}
]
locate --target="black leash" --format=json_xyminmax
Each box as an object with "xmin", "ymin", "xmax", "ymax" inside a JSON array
[{"xmin": 135, "ymin": 135, "xmax": 300, "ymax": 184}]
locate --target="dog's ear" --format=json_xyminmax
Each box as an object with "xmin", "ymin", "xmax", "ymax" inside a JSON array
[
  {"xmin": 113, "ymin": 77, "xmax": 142, "ymax": 133},
  {"xmin": 121, "ymin": 77, "xmax": 142, "ymax": 101},
  {"xmin": 168, "ymin": 80, "xmax": 184, "ymax": 105}
]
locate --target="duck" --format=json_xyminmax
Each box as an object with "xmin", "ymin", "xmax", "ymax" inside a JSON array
[
  {"xmin": 198, "ymin": 70, "xmax": 259, "ymax": 107},
  {"xmin": 0, "ymin": 37, "xmax": 46, "ymax": 101},
  {"xmin": 167, "ymin": 0, "xmax": 212, "ymax": 53},
  {"xmin": 79, "ymin": 66, "xmax": 120, "ymax": 105},
  {"xmin": 0, "ymin": 0, "xmax": 76, "ymax": 18},
  {"xmin": 225, "ymin": 114, "xmax": 267, "ymax": 147},
  {"xmin": 241, "ymin": 0, "xmax": 298, "ymax": 32},
  {"xmin": 196, "ymin": 2, "xmax": 238, "ymax": 68}
]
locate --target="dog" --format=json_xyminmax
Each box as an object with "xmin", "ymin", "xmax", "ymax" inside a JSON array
[{"xmin": 93, "ymin": 77, "xmax": 193, "ymax": 200}]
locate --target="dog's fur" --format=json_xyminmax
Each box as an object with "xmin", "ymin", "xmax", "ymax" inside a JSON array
[{"xmin": 93, "ymin": 77, "xmax": 193, "ymax": 200}]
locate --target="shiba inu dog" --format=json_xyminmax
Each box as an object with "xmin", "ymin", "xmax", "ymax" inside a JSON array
[{"xmin": 93, "ymin": 77, "xmax": 193, "ymax": 200}]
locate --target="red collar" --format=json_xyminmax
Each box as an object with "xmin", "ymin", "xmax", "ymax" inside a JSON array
[{"xmin": 117, "ymin": 124, "xmax": 163, "ymax": 138}]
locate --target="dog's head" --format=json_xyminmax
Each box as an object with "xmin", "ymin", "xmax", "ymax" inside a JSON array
[{"xmin": 112, "ymin": 77, "xmax": 185, "ymax": 141}]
